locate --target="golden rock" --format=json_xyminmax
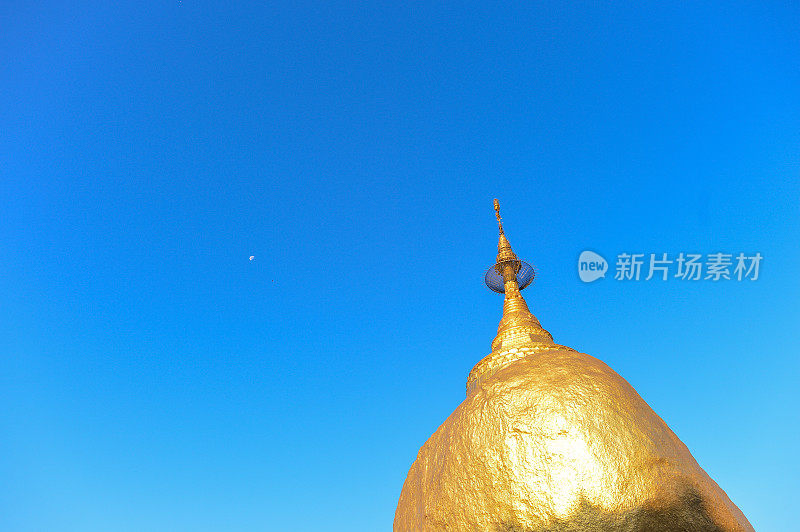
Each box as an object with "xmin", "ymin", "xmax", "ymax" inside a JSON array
[{"xmin": 394, "ymin": 201, "xmax": 753, "ymax": 531}]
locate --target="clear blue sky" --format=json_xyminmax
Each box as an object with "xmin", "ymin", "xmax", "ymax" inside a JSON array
[{"xmin": 1, "ymin": 2, "xmax": 798, "ymax": 531}]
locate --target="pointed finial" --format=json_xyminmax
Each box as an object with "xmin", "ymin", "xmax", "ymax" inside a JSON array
[{"xmin": 494, "ymin": 198, "xmax": 504, "ymax": 234}]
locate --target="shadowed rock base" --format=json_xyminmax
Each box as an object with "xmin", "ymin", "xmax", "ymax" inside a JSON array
[{"xmin": 495, "ymin": 486, "xmax": 723, "ymax": 532}]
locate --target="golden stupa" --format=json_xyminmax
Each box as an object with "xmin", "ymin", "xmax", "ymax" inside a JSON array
[{"xmin": 394, "ymin": 201, "xmax": 753, "ymax": 532}]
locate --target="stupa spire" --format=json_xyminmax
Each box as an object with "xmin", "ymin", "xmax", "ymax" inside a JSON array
[{"xmin": 487, "ymin": 199, "xmax": 554, "ymax": 353}]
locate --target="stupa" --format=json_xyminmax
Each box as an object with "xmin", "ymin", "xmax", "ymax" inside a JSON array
[{"xmin": 394, "ymin": 200, "xmax": 753, "ymax": 531}]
